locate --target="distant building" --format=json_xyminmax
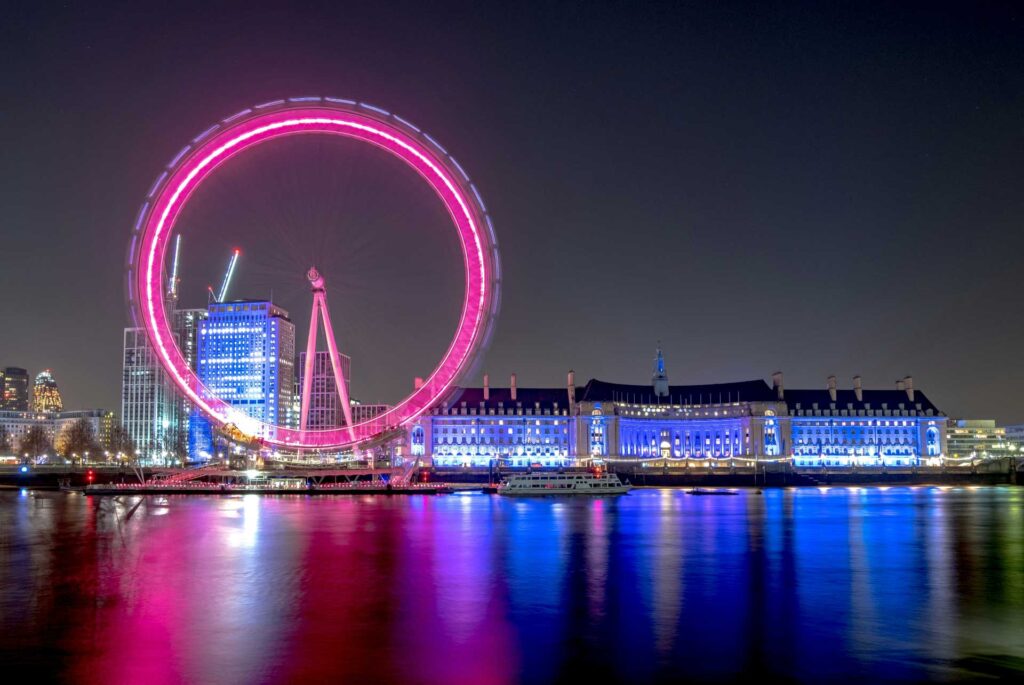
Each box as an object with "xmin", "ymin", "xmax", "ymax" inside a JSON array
[
  {"xmin": 197, "ymin": 301, "xmax": 295, "ymax": 442},
  {"xmin": 2, "ymin": 367, "xmax": 30, "ymax": 411},
  {"xmin": 121, "ymin": 328, "xmax": 181, "ymax": 463},
  {"xmin": 351, "ymin": 401, "xmax": 391, "ymax": 425},
  {"xmin": 297, "ymin": 350, "xmax": 351, "ymax": 429},
  {"xmin": 1001, "ymin": 423, "xmax": 1024, "ymax": 447},
  {"xmin": 32, "ymin": 370, "xmax": 63, "ymax": 412},
  {"xmin": 947, "ymin": 420, "xmax": 1017, "ymax": 462},
  {"xmin": 0, "ymin": 409, "xmax": 113, "ymax": 458}
]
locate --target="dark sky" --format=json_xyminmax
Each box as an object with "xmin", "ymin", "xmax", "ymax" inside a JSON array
[{"xmin": 1, "ymin": 1, "xmax": 1022, "ymax": 422}]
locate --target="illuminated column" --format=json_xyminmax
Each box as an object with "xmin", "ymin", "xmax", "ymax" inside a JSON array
[{"xmin": 299, "ymin": 267, "xmax": 355, "ymax": 436}]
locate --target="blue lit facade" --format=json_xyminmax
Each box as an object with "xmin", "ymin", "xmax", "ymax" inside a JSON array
[
  {"xmin": 420, "ymin": 386, "xmax": 575, "ymax": 467},
  {"xmin": 414, "ymin": 365, "xmax": 948, "ymax": 469},
  {"xmin": 197, "ymin": 301, "xmax": 295, "ymax": 443}
]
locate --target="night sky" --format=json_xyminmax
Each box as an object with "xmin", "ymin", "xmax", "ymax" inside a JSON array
[{"xmin": 1, "ymin": 1, "xmax": 1022, "ymax": 422}]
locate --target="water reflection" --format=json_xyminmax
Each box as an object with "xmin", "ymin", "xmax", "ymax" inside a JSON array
[{"xmin": 0, "ymin": 487, "xmax": 1022, "ymax": 683}]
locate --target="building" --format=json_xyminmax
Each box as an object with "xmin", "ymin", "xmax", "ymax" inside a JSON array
[
  {"xmin": 351, "ymin": 401, "xmax": 390, "ymax": 425},
  {"xmin": 32, "ymin": 370, "xmax": 63, "ymax": 412},
  {"xmin": 946, "ymin": 420, "xmax": 1019, "ymax": 463},
  {"xmin": 0, "ymin": 409, "xmax": 114, "ymax": 458},
  {"xmin": 297, "ymin": 350, "xmax": 351, "ymax": 428},
  {"xmin": 174, "ymin": 307, "xmax": 211, "ymax": 457},
  {"xmin": 197, "ymin": 301, "xmax": 295, "ymax": 442},
  {"xmin": 2, "ymin": 367, "xmax": 30, "ymax": 411},
  {"xmin": 1001, "ymin": 423, "xmax": 1024, "ymax": 449},
  {"xmin": 121, "ymin": 328, "xmax": 181, "ymax": 463},
  {"xmin": 414, "ymin": 351, "xmax": 949, "ymax": 469}
]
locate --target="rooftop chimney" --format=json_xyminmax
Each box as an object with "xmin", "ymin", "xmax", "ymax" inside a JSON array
[
  {"xmin": 510, "ymin": 373, "xmax": 517, "ymax": 401},
  {"xmin": 903, "ymin": 375, "xmax": 914, "ymax": 402},
  {"xmin": 853, "ymin": 375, "xmax": 863, "ymax": 402},
  {"xmin": 896, "ymin": 379, "xmax": 905, "ymax": 392},
  {"xmin": 483, "ymin": 373, "xmax": 490, "ymax": 401},
  {"xmin": 567, "ymin": 370, "xmax": 576, "ymax": 413},
  {"xmin": 771, "ymin": 371, "xmax": 784, "ymax": 400},
  {"xmin": 827, "ymin": 375, "xmax": 837, "ymax": 402}
]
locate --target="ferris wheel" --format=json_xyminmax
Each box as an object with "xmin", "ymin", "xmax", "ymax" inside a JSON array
[{"xmin": 126, "ymin": 97, "xmax": 501, "ymax": 451}]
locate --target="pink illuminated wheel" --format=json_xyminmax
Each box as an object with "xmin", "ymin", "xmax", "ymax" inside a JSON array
[{"xmin": 126, "ymin": 97, "xmax": 500, "ymax": 450}]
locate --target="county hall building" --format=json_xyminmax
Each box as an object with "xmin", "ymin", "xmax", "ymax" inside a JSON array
[{"xmin": 413, "ymin": 349, "xmax": 948, "ymax": 469}]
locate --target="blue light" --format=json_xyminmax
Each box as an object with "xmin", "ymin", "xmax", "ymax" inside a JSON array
[
  {"xmin": 393, "ymin": 115, "xmax": 421, "ymax": 132},
  {"xmin": 192, "ymin": 124, "xmax": 221, "ymax": 143},
  {"xmin": 146, "ymin": 171, "xmax": 167, "ymax": 199},
  {"xmin": 222, "ymin": 108, "xmax": 253, "ymax": 123},
  {"xmin": 20, "ymin": 466, "xmax": 28, "ymax": 473},
  {"xmin": 167, "ymin": 144, "xmax": 192, "ymax": 169},
  {"xmin": 359, "ymin": 102, "xmax": 391, "ymax": 116},
  {"xmin": 423, "ymin": 133, "xmax": 448, "ymax": 155}
]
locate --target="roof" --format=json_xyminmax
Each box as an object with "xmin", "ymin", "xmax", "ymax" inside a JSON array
[
  {"xmin": 444, "ymin": 386, "xmax": 571, "ymax": 411},
  {"xmin": 440, "ymin": 379, "xmax": 945, "ymax": 415},
  {"xmin": 782, "ymin": 389, "xmax": 943, "ymax": 414},
  {"xmin": 578, "ymin": 378, "xmax": 777, "ymax": 405}
]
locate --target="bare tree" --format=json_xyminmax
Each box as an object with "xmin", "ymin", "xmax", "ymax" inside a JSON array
[
  {"xmin": 105, "ymin": 423, "xmax": 135, "ymax": 458},
  {"xmin": 56, "ymin": 419, "xmax": 100, "ymax": 462},
  {"xmin": 19, "ymin": 426, "xmax": 53, "ymax": 460},
  {"xmin": 0, "ymin": 425, "xmax": 11, "ymax": 454}
]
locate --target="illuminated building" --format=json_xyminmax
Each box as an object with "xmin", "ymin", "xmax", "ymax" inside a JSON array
[
  {"xmin": 0, "ymin": 409, "xmax": 114, "ymax": 459},
  {"xmin": 415, "ymin": 350, "xmax": 949, "ymax": 469},
  {"xmin": 420, "ymin": 373, "xmax": 574, "ymax": 467},
  {"xmin": 121, "ymin": 328, "xmax": 180, "ymax": 462},
  {"xmin": 32, "ymin": 370, "xmax": 63, "ymax": 412},
  {"xmin": 174, "ymin": 308, "xmax": 211, "ymax": 457},
  {"xmin": 197, "ymin": 301, "xmax": 295, "ymax": 442},
  {"xmin": 946, "ymin": 420, "xmax": 1018, "ymax": 462},
  {"xmin": 1002, "ymin": 423, "xmax": 1024, "ymax": 449},
  {"xmin": 2, "ymin": 367, "xmax": 29, "ymax": 411},
  {"xmin": 297, "ymin": 350, "xmax": 351, "ymax": 428}
]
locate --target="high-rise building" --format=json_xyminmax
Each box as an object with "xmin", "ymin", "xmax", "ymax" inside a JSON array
[
  {"xmin": 121, "ymin": 328, "xmax": 181, "ymax": 463},
  {"xmin": 174, "ymin": 308, "xmax": 212, "ymax": 457},
  {"xmin": 32, "ymin": 370, "xmax": 63, "ymax": 412},
  {"xmin": 2, "ymin": 367, "xmax": 30, "ymax": 411},
  {"xmin": 297, "ymin": 350, "xmax": 351, "ymax": 429},
  {"xmin": 197, "ymin": 301, "xmax": 295, "ymax": 442}
]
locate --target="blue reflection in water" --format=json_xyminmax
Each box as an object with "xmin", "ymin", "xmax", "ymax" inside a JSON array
[{"xmin": 0, "ymin": 487, "xmax": 1022, "ymax": 684}]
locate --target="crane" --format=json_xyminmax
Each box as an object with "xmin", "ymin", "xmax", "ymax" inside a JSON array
[{"xmin": 216, "ymin": 249, "xmax": 240, "ymax": 303}]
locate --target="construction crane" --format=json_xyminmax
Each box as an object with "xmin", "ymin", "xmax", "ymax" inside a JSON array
[{"xmin": 217, "ymin": 249, "xmax": 241, "ymax": 302}]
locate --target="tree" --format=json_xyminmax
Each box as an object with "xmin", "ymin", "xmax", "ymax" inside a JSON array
[
  {"xmin": 0, "ymin": 425, "xmax": 11, "ymax": 454},
  {"xmin": 105, "ymin": 423, "xmax": 134, "ymax": 458},
  {"xmin": 19, "ymin": 426, "xmax": 53, "ymax": 460},
  {"xmin": 55, "ymin": 419, "xmax": 100, "ymax": 461}
]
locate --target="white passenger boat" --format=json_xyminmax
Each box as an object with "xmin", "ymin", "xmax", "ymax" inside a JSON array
[{"xmin": 497, "ymin": 472, "xmax": 632, "ymax": 496}]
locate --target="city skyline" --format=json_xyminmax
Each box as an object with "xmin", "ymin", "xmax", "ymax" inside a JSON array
[{"xmin": 2, "ymin": 2, "xmax": 1023, "ymax": 423}]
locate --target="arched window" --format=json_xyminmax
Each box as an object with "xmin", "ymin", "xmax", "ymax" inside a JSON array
[
  {"xmin": 925, "ymin": 426, "xmax": 939, "ymax": 456},
  {"xmin": 410, "ymin": 426, "xmax": 425, "ymax": 456},
  {"xmin": 763, "ymin": 416, "xmax": 780, "ymax": 456}
]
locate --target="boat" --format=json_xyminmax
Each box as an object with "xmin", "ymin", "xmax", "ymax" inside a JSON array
[
  {"xmin": 687, "ymin": 487, "xmax": 738, "ymax": 496},
  {"xmin": 497, "ymin": 472, "xmax": 632, "ymax": 496}
]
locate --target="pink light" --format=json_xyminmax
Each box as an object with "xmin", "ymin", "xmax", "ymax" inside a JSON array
[{"xmin": 132, "ymin": 100, "xmax": 499, "ymax": 450}]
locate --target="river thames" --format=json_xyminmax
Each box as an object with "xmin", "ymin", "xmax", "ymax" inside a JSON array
[{"xmin": 1, "ymin": 486, "xmax": 1021, "ymax": 683}]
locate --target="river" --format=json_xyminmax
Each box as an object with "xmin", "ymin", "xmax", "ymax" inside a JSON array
[{"xmin": 1, "ymin": 486, "xmax": 1021, "ymax": 683}]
